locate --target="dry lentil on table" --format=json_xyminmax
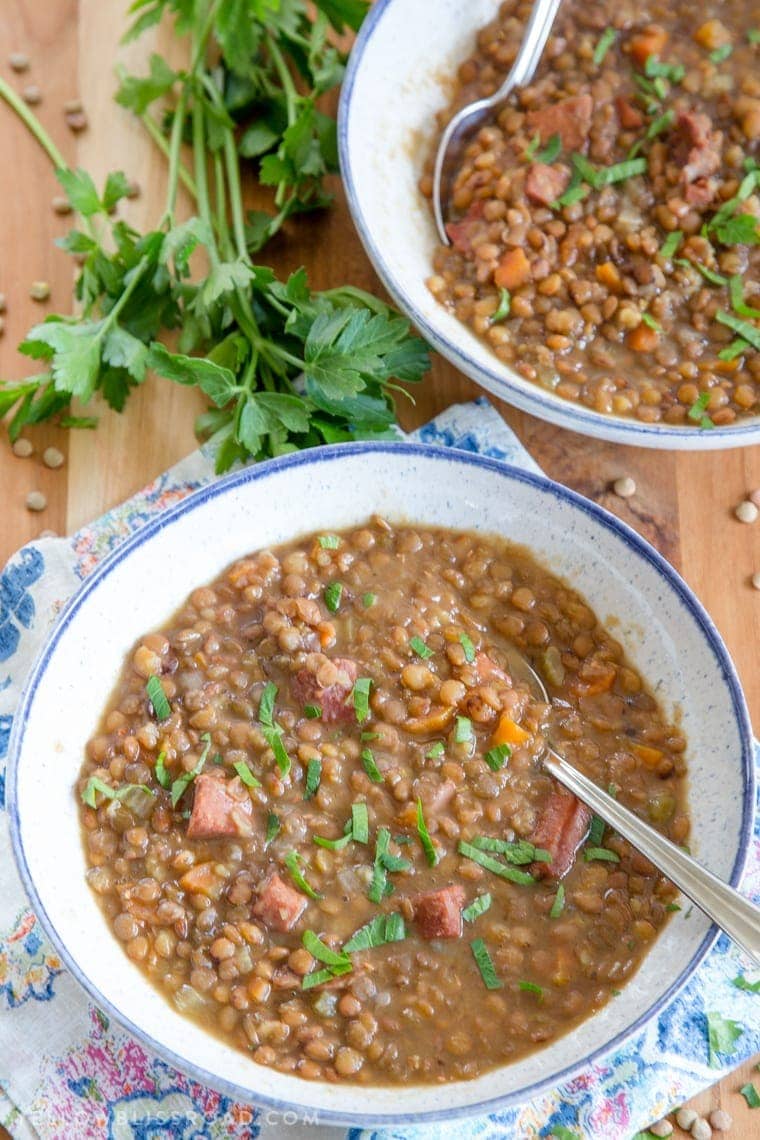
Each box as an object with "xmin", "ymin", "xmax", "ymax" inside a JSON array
[
  {"xmin": 78, "ymin": 519, "xmax": 687, "ymax": 1085},
  {"xmin": 421, "ymin": 0, "xmax": 760, "ymax": 426}
]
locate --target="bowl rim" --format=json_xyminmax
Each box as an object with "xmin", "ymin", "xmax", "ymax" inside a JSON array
[
  {"xmin": 7, "ymin": 440, "xmax": 756, "ymax": 1125},
  {"xmin": 337, "ymin": 0, "xmax": 760, "ymax": 451}
]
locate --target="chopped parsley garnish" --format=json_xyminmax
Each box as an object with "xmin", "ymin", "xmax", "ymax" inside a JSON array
[
  {"xmin": 470, "ymin": 836, "xmax": 549, "ymax": 864},
  {"xmin": 265, "ymin": 812, "xmax": 280, "ymax": 846},
  {"xmin": 593, "ymin": 27, "xmax": 617, "ymax": 67},
  {"xmin": 676, "ymin": 258, "xmax": 728, "ymax": 287},
  {"xmin": 640, "ymin": 312, "xmax": 662, "ymax": 332},
  {"xmin": 154, "ymin": 751, "xmax": 171, "ymax": 789},
  {"xmin": 81, "ymin": 776, "xmax": 155, "ymax": 809},
  {"xmin": 146, "ymin": 675, "xmax": 171, "ymax": 721},
  {"xmin": 362, "ymin": 592, "xmax": 377, "ymax": 608},
  {"xmin": 644, "ymin": 55, "xmax": 685, "ymax": 84},
  {"xmin": 732, "ymin": 973, "xmax": 760, "ymax": 994},
  {"xmin": 706, "ymin": 1010, "xmax": 743, "ymax": 1067},
  {"xmin": 519, "ymin": 980, "xmax": 543, "ymax": 997},
  {"xmin": 470, "ymin": 938, "xmax": 503, "ymax": 990},
  {"xmin": 313, "ymin": 819, "xmax": 353, "ymax": 850},
  {"xmin": 687, "ymin": 390, "xmax": 713, "ymax": 430},
  {"xmin": 284, "ymin": 850, "xmax": 322, "ymax": 900},
  {"xmin": 660, "ymin": 230, "xmax": 683, "ymax": 258},
  {"xmin": 491, "ymin": 287, "xmax": 511, "ymax": 323},
  {"xmin": 458, "ymin": 840, "xmax": 535, "ymax": 885},
  {"xmin": 304, "ymin": 703, "xmax": 322, "ymax": 720},
  {"xmin": 524, "ymin": 133, "xmax": 541, "ymax": 159},
  {"xmin": 583, "ymin": 847, "xmax": 620, "ymax": 863},
  {"xmin": 262, "ymin": 724, "xmax": 291, "ymax": 778},
  {"xmin": 324, "ymin": 581, "xmax": 343, "ymax": 612},
  {"xmin": 425, "ymin": 741, "xmax": 445, "ymax": 759},
  {"xmin": 484, "ymin": 743, "xmax": 511, "ymax": 771},
  {"xmin": 462, "ymin": 893, "xmax": 492, "ymax": 922},
  {"xmin": 740, "ymin": 1083, "xmax": 760, "ymax": 1109},
  {"xmin": 665, "ymin": 902, "xmax": 681, "ymax": 913},
  {"xmin": 709, "ymin": 44, "xmax": 733, "ymax": 64},
  {"xmin": 551, "ymin": 182, "xmax": 589, "ymax": 210},
  {"xmin": 729, "ymin": 275, "xmax": 760, "ymax": 320},
  {"xmin": 170, "ymin": 732, "xmax": 211, "ymax": 808},
  {"xmin": 301, "ymin": 931, "xmax": 352, "ymax": 989},
  {"xmin": 455, "ymin": 716, "xmax": 473, "ymax": 744},
  {"xmin": 416, "ymin": 798, "xmax": 438, "ymax": 866},
  {"xmin": 301, "ymin": 963, "xmax": 352, "ymax": 990},
  {"xmin": 549, "ymin": 883, "xmax": 565, "ymax": 919},
  {"xmin": 646, "ymin": 107, "xmax": 675, "ymax": 140},
  {"xmin": 233, "ymin": 761, "xmax": 261, "ymax": 788},
  {"xmin": 351, "ymin": 801, "xmax": 369, "ymax": 844},
  {"xmin": 360, "ymin": 730, "xmax": 379, "ymax": 741},
  {"xmin": 368, "ymin": 827, "xmax": 411, "ymax": 903},
  {"xmin": 750, "ymin": 29, "xmax": 760, "ymax": 44},
  {"xmin": 588, "ymin": 815, "xmax": 605, "ymax": 846},
  {"xmin": 536, "ymin": 133, "xmax": 561, "ymax": 164},
  {"xmin": 716, "ymin": 310, "xmax": 760, "ymax": 351},
  {"xmin": 258, "ymin": 681, "xmax": 277, "ymax": 727},
  {"xmin": 594, "ymin": 157, "xmax": 648, "ymax": 187},
  {"xmin": 343, "ymin": 912, "xmax": 406, "ymax": 953},
  {"xmin": 317, "ymin": 534, "xmax": 340, "ymax": 549},
  {"xmin": 459, "ymin": 633, "xmax": 476, "ymax": 662},
  {"xmin": 361, "ymin": 747, "xmax": 383, "ymax": 783},
  {"xmin": 304, "ymin": 758, "xmax": 322, "ymax": 799},
  {"xmin": 353, "ymin": 677, "xmax": 372, "ymax": 723},
  {"xmin": 409, "ymin": 635, "xmax": 433, "ymax": 659}
]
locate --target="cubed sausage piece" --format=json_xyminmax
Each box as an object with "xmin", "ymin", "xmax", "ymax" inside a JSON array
[
  {"xmin": 445, "ymin": 200, "xmax": 485, "ymax": 254},
  {"xmin": 670, "ymin": 110, "xmax": 723, "ymax": 186},
  {"xmin": 186, "ymin": 774, "xmax": 254, "ymax": 839},
  {"xmin": 474, "ymin": 651, "xmax": 510, "ymax": 684},
  {"xmin": 526, "ymin": 94, "xmax": 594, "ymax": 153},
  {"xmin": 615, "ymin": 97, "xmax": 644, "ymax": 130},
  {"xmin": 531, "ymin": 786, "xmax": 592, "ymax": 879},
  {"xmin": 412, "ymin": 775, "xmax": 457, "ymax": 817},
  {"xmin": 292, "ymin": 656, "xmax": 358, "ymax": 723},
  {"xmin": 525, "ymin": 162, "xmax": 570, "ymax": 207},
  {"xmin": 252, "ymin": 872, "xmax": 307, "ymax": 932},
  {"xmin": 411, "ymin": 884, "xmax": 465, "ymax": 939}
]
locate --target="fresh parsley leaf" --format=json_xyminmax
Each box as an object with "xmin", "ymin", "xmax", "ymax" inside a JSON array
[
  {"xmin": 233, "ymin": 761, "xmax": 261, "ymax": 788},
  {"xmin": 471, "ymin": 938, "xmax": 502, "ymax": 989},
  {"xmin": 536, "ymin": 133, "xmax": 561, "ymax": 164},
  {"xmin": 146, "ymin": 674, "xmax": 171, "ymax": 720},
  {"xmin": 409, "ymin": 635, "xmax": 433, "ymax": 659},
  {"xmin": 170, "ymin": 733, "xmax": 211, "ymax": 808},
  {"xmin": 706, "ymin": 1010, "xmax": 743, "ymax": 1066},
  {"xmin": 740, "ymin": 1083, "xmax": 760, "ymax": 1108},
  {"xmin": 593, "ymin": 28, "xmax": 617, "ymax": 66}
]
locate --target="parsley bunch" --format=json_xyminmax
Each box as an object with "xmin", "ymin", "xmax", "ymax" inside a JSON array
[{"xmin": 0, "ymin": 0, "xmax": 430, "ymax": 468}]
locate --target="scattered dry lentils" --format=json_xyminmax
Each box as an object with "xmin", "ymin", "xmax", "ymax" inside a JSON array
[
  {"xmin": 751, "ymin": 572, "xmax": 760, "ymax": 590},
  {"xmin": 25, "ymin": 491, "xmax": 47, "ymax": 512},
  {"xmin": 613, "ymin": 475, "xmax": 637, "ymax": 499},
  {"xmin": 708, "ymin": 1109, "xmax": 732, "ymax": 1132},
  {"xmin": 21, "ymin": 84, "xmax": 41, "ymax": 105},
  {"xmin": 43, "ymin": 446, "xmax": 64, "ymax": 469},
  {"xmin": 649, "ymin": 1120, "xmax": 674, "ymax": 1137},
  {"xmin": 691, "ymin": 1119, "xmax": 712, "ymax": 1140},
  {"xmin": 734, "ymin": 500, "xmax": 758, "ymax": 523},
  {"xmin": 676, "ymin": 1109, "xmax": 699, "ymax": 1131},
  {"xmin": 29, "ymin": 282, "xmax": 50, "ymax": 302},
  {"xmin": 0, "ymin": 293, "xmax": 6, "ymax": 312},
  {"xmin": 8, "ymin": 52, "xmax": 29, "ymax": 71},
  {"xmin": 52, "ymin": 196, "xmax": 73, "ymax": 215},
  {"xmin": 11, "ymin": 439, "xmax": 33, "ymax": 459}
]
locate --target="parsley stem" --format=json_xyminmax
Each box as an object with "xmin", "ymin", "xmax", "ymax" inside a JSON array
[
  {"xmin": 0, "ymin": 73, "xmax": 68, "ymax": 170},
  {"xmin": 213, "ymin": 150, "xmax": 234, "ymax": 260},
  {"xmin": 201, "ymin": 74, "xmax": 250, "ymax": 264},
  {"xmin": 189, "ymin": 0, "xmax": 224, "ymax": 74},
  {"xmin": 265, "ymin": 34, "xmax": 298, "ymax": 208},
  {"xmin": 139, "ymin": 112, "xmax": 198, "ymax": 203},
  {"xmin": 162, "ymin": 91, "xmax": 193, "ymax": 222},
  {"xmin": 191, "ymin": 97, "xmax": 220, "ymax": 268}
]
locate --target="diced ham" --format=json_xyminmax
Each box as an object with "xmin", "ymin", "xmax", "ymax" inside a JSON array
[
  {"xmin": 530, "ymin": 786, "xmax": 592, "ymax": 879},
  {"xmin": 670, "ymin": 111, "xmax": 723, "ymax": 190},
  {"xmin": 525, "ymin": 162, "xmax": 570, "ymax": 207},
  {"xmin": 252, "ymin": 872, "xmax": 307, "ymax": 932},
  {"xmin": 526, "ymin": 94, "xmax": 594, "ymax": 153},
  {"xmin": 186, "ymin": 774, "xmax": 254, "ymax": 839},
  {"xmin": 292, "ymin": 656, "xmax": 358, "ymax": 723},
  {"xmin": 474, "ymin": 651, "xmax": 510, "ymax": 684},
  {"xmin": 412, "ymin": 775, "xmax": 457, "ymax": 817},
  {"xmin": 684, "ymin": 178, "xmax": 718, "ymax": 209},
  {"xmin": 445, "ymin": 199, "xmax": 485, "ymax": 254},
  {"xmin": 615, "ymin": 97, "xmax": 644, "ymax": 131},
  {"xmin": 410, "ymin": 884, "xmax": 465, "ymax": 939}
]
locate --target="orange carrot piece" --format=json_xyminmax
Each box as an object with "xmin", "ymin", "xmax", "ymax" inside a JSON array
[
  {"xmin": 629, "ymin": 26, "xmax": 668, "ymax": 65},
  {"xmin": 631, "ymin": 742, "xmax": 665, "ymax": 768},
  {"xmin": 491, "ymin": 712, "xmax": 531, "ymax": 747},
  {"xmin": 627, "ymin": 323, "xmax": 660, "ymax": 353},
  {"xmin": 494, "ymin": 248, "xmax": 531, "ymax": 290}
]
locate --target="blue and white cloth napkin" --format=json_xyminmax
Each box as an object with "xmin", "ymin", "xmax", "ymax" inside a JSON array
[{"xmin": 0, "ymin": 398, "xmax": 758, "ymax": 1140}]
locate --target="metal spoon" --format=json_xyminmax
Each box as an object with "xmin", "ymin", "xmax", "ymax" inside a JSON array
[
  {"xmin": 432, "ymin": 0, "xmax": 564, "ymax": 244},
  {"xmin": 505, "ymin": 647, "xmax": 760, "ymax": 967}
]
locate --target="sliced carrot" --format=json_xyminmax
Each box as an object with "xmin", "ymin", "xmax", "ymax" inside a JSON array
[
  {"xmin": 694, "ymin": 20, "xmax": 730, "ymax": 50},
  {"xmin": 494, "ymin": 248, "xmax": 531, "ymax": 290},
  {"xmin": 629, "ymin": 26, "xmax": 668, "ymax": 65},
  {"xmin": 405, "ymin": 706, "xmax": 455, "ymax": 735},
  {"xmin": 631, "ymin": 742, "xmax": 665, "ymax": 768},
  {"xmin": 491, "ymin": 712, "xmax": 531, "ymax": 747},
  {"xmin": 595, "ymin": 261, "xmax": 623, "ymax": 292},
  {"xmin": 627, "ymin": 323, "xmax": 660, "ymax": 353},
  {"xmin": 578, "ymin": 665, "xmax": 616, "ymax": 696},
  {"xmin": 180, "ymin": 862, "xmax": 225, "ymax": 898}
]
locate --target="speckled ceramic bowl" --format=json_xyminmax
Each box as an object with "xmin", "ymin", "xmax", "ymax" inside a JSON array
[
  {"xmin": 7, "ymin": 443, "xmax": 755, "ymax": 1125},
  {"xmin": 338, "ymin": 0, "xmax": 760, "ymax": 450}
]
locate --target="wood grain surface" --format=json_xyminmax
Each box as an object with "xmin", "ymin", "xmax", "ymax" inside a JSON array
[{"xmin": 0, "ymin": 3, "xmax": 758, "ymax": 1137}]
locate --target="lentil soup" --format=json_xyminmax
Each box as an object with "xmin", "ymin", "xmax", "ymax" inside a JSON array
[
  {"xmin": 421, "ymin": 1, "xmax": 760, "ymax": 427},
  {"xmin": 78, "ymin": 520, "xmax": 687, "ymax": 1085}
]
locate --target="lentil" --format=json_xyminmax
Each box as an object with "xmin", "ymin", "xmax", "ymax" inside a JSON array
[
  {"xmin": 691, "ymin": 1119, "xmax": 712, "ymax": 1140},
  {"xmin": 78, "ymin": 519, "xmax": 687, "ymax": 1084},
  {"xmin": 735, "ymin": 500, "xmax": 758, "ymax": 524},
  {"xmin": 25, "ymin": 491, "xmax": 47, "ymax": 512},
  {"xmin": 677, "ymin": 1108, "xmax": 700, "ymax": 1131},
  {"xmin": 613, "ymin": 476, "xmax": 637, "ymax": 499},
  {"xmin": 29, "ymin": 281, "xmax": 50, "ymax": 302},
  {"xmin": 12, "ymin": 438, "xmax": 33, "ymax": 458},
  {"xmin": 43, "ymin": 445, "xmax": 65, "ymax": 469},
  {"xmin": 708, "ymin": 1109, "xmax": 732, "ymax": 1132},
  {"xmin": 8, "ymin": 52, "xmax": 30, "ymax": 71},
  {"xmin": 649, "ymin": 1121, "xmax": 674, "ymax": 1138},
  {"xmin": 21, "ymin": 84, "xmax": 41, "ymax": 105}
]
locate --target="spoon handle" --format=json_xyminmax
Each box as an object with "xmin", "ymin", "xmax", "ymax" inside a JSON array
[
  {"xmin": 544, "ymin": 750, "xmax": 760, "ymax": 967},
  {"xmin": 498, "ymin": 0, "xmax": 564, "ymax": 95}
]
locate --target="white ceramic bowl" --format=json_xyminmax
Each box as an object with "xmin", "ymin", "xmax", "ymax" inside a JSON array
[
  {"xmin": 7, "ymin": 443, "xmax": 755, "ymax": 1126},
  {"xmin": 338, "ymin": 0, "xmax": 760, "ymax": 450}
]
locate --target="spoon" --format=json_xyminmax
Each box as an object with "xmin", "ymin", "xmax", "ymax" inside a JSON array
[
  {"xmin": 505, "ymin": 648, "xmax": 760, "ymax": 967},
  {"xmin": 432, "ymin": 0, "xmax": 564, "ymax": 244}
]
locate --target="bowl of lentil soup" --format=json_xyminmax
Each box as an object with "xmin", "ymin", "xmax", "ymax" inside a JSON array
[
  {"xmin": 8, "ymin": 444, "xmax": 754, "ymax": 1124},
  {"xmin": 339, "ymin": 0, "xmax": 760, "ymax": 447}
]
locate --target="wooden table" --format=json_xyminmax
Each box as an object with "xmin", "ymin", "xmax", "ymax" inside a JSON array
[{"xmin": 0, "ymin": 3, "xmax": 757, "ymax": 1136}]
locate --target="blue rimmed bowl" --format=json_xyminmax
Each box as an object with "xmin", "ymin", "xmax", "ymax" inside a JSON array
[
  {"xmin": 338, "ymin": 0, "xmax": 760, "ymax": 450},
  {"xmin": 7, "ymin": 442, "xmax": 755, "ymax": 1125}
]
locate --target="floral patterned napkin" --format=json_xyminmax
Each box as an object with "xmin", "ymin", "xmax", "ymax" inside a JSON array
[{"xmin": 0, "ymin": 399, "xmax": 758, "ymax": 1140}]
